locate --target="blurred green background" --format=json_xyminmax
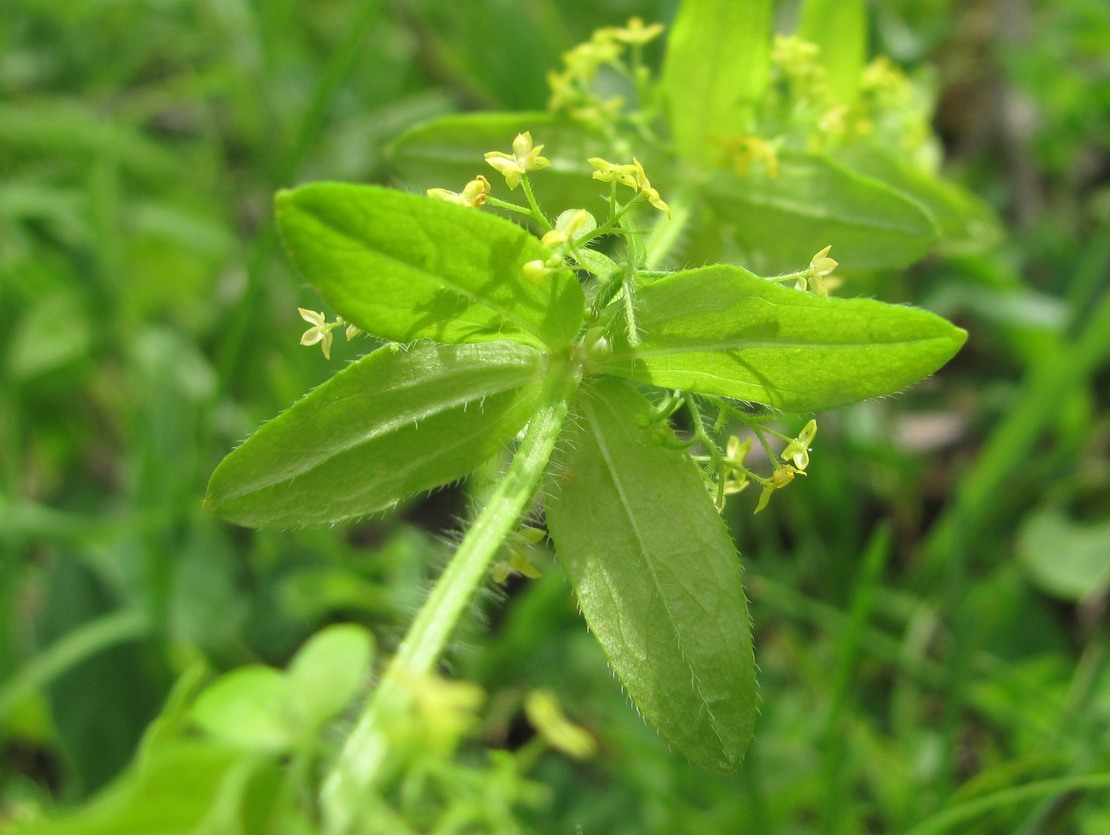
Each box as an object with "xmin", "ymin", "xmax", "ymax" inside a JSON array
[{"xmin": 2, "ymin": 0, "xmax": 1109, "ymax": 831}]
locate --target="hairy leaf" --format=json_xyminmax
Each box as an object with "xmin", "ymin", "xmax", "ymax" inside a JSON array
[
  {"xmin": 546, "ymin": 379, "xmax": 756, "ymax": 771},
  {"xmin": 276, "ymin": 183, "xmax": 584, "ymax": 350},
  {"xmin": 662, "ymin": 0, "xmax": 773, "ymax": 162},
  {"xmin": 703, "ymin": 152, "xmax": 939, "ymax": 273},
  {"xmin": 600, "ymin": 265, "xmax": 967, "ymax": 412},
  {"xmin": 206, "ymin": 342, "xmax": 545, "ymax": 527}
]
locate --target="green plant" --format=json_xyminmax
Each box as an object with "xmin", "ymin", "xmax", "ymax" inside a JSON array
[
  {"xmin": 197, "ymin": 1, "xmax": 977, "ymax": 829},
  {"xmin": 6, "ymin": 0, "xmax": 1002, "ymax": 832}
]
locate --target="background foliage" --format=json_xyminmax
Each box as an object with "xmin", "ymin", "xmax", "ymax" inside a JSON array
[{"xmin": 2, "ymin": 0, "xmax": 1109, "ymax": 832}]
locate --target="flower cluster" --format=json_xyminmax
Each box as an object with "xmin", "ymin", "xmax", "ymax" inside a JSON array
[
  {"xmin": 719, "ymin": 419, "xmax": 818, "ymax": 514},
  {"xmin": 547, "ymin": 17, "xmax": 664, "ymax": 125}
]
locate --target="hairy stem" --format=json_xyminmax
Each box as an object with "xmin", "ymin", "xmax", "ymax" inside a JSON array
[{"xmin": 320, "ymin": 355, "xmax": 578, "ymax": 834}]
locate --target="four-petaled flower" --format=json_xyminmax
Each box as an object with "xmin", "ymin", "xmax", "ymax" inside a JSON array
[
  {"xmin": 484, "ymin": 132, "xmax": 550, "ymax": 190},
  {"xmin": 298, "ymin": 308, "xmax": 334, "ymax": 359},
  {"xmin": 807, "ymin": 246, "xmax": 838, "ymax": 297},
  {"xmin": 611, "ymin": 17, "xmax": 665, "ymax": 46},
  {"xmin": 780, "ymin": 419, "xmax": 817, "ymax": 471}
]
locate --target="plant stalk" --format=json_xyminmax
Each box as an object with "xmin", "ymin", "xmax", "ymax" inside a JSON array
[{"xmin": 321, "ymin": 355, "xmax": 578, "ymax": 834}]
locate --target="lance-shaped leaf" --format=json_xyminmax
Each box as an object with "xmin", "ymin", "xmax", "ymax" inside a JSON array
[
  {"xmin": 702, "ymin": 152, "xmax": 939, "ymax": 273},
  {"xmin": 206, "ymin": 342, "xmax": 544, "ymax": 528},
  {"xmin": 599, "ymin": 265, "xmax": 967, "ymax": 412},
  {"xmin": 389, "ymin": 112, "xmax": 615, "ymax": 219},
  {"xmin": 276, "ymin": 183, "xmax": 584, "ymax": 350},
  {"xmin": 546, "ymin": 379, "xmax": 756, "ymax": 771},
  {"xmin": 662, "ymin": 0, "xmax": 773, "ymax": 163}
]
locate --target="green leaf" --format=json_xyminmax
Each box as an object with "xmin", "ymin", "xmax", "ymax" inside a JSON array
[
  {"xmin": 599, "ymin": 265, "xmax": 967, "ymax": 412},
  {"xmin": 546, "ymin": 379, "xmax": 756, "ymax": 771},
  {"xmin": 287, "ymin": 625, "xmax": 374, "ymax": 731},
  {"xmin": 205, "ymin": 341, "xmax": 545, "ymax": 528},
  {"xmin": 388, "ymin": 112, "xmax": 615, "ymax": 219},
  {"xmin": 702, "ymin": 151, "xmax": 940, "ymax": 272},
  {"xmin": 191, "ymin": 666, "xmax": 293, "ymax": 754},
  {"xmin": 797, "ymin": 0, "xmax": 867, "ymax": 103},
  {"xmin": 832, "ymin": 146, "xmax": 1002, "ymax": 253},
  {"xmin": 15, "ymin": 743, "xmax": 250, "ymax": 835},
  {"xmin": 662, "ymin": 0, "xmax": 773, "ymax": 162},
  {"xmin": 276, "ymin": 182, "xmax": 584, "ymax": 350},
  {"xmin": 1018, "ymin": 510, "xmax": 1110, "ymax": 602}
]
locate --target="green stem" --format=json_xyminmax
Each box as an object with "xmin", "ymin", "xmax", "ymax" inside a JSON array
[
  {"xmin": 903, "ymin": 772, "xmax": 1110, "ymax": 835},
  {"xmin": 0, "ymin": 610, "xmax": 149, "ymax": 719},
  {"xmin": 320, "ymin": 356, "xmax": 578, "ymax": 834},
  {"xmin": 486, "ymin": 196, "xmax": 537, "ymax": 219},
  {"xmin": 519, "ymin": 176, "xmax": 552, "ymax": 230}
]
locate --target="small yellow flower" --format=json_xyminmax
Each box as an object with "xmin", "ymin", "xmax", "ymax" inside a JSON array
[
  {"xmin": 563, "ymin": 32, "xmax": 623, "ymax": 79},
  {"xmin": 780, "ymin": 419, "xmax": 817, "ymax": 471},
  {"xmin": 612, "ymin": 17, "xmax": 664, "ymax": 46},
  {"xmin": 492, "ymin": 552, "xmax": 537, "ymax": 584},
  {"xmin": 720, "ymin": 135, "xmax": 780, "ymax": 179},
  {"xmin": 754, "ymin": 464, "xmax": 805, "ymax": 514},
  {"xmin": 484, "ymin": 132, "xmax": 550, "ymax": 190},
  {"xmin": 525, "ymin": 690, "xmax": 596, "ymax": 759},
  {"xmin": 588, "ymin": 157, "xmax": 638, "ymax": 188},
  {"xmin": 492, "ymin": 527, "xmax": 546, "ymax": 583},
  {"xmin": 427, "ymin": 174, "xmax": 491, "ymax": 208},
  {"xmin": 298, "ymin": 308, "xmax": 334, "ymax": 359},
  {"xmin": 587, "ymin": 157, "xmax": 670, "ymax": 216},
  {"xmin": 808, "ymin": 245, "xmax": 838, "ymax": 296}
]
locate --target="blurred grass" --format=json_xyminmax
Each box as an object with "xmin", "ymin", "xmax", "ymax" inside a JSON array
[{"xmin": 2, "ymin": 0, "xmax": 1109, "ymax": 831}]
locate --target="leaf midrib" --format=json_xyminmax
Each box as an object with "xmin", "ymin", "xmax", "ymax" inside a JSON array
[{"xmin": 609, "ymin": 333, "xmax": 953, "ymax": 362}]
